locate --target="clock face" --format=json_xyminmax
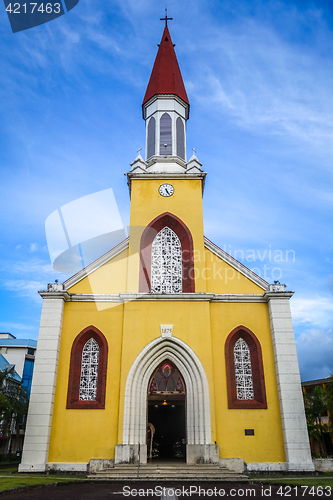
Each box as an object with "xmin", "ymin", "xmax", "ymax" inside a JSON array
[{"xmin": 158, "ymin": 184, "xmax": 174, "ymax": 197}]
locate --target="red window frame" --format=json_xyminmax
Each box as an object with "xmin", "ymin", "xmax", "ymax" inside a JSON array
[
  {"xmin": 139, "ymin": 212, "xmax": 195, "ymax": 293},
  {"xmin": 225, "ymin": 325, "xmax": 267, "ymax": 409},
  {"xmin": 66, "ymin": 325, "xmax": 108, "ymax": 409}
]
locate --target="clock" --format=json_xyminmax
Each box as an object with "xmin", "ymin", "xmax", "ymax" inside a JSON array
[{"xmin": 158, "ymin": 184, "xmax": 174, "ymax": 197}]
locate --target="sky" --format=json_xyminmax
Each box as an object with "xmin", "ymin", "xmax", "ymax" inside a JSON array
[{"xmin": 0, "ymin": 0, "xmax": 332, "ymax": 382}]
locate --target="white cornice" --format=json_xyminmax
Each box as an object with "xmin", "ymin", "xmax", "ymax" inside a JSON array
[
  {"xmin": 211, "ymin": 294, "xmax": 266, "ymax": 303},
  {"xmin": 38, "ymin": 291, "xmax": 70, "ymax": 300},
  {"xmin": 204, "ymin": 237, "xmax": 269, "ymax": 291},
  {"xmin": 119, "ymin": 293, "xmax": 215, "ymax": 301},
  {"xmin": 38, "ymin": 292, "xmax": 271, "ymax": 303},
  {"xmin": 63, "ymin": 238, "xmax": 129, "ymax": 290},
  {"xmin": 69, "ymin": 294, "xmax": 123, "ymax": 302},
  {"xmin": 264, "ymin": 291, "xmax": 294, "ymax": 300}
]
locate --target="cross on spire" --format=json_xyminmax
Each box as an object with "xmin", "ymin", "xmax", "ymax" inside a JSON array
[{"xmin": 160, "ymin": 8, "xmax": 172, "ymax": 27}]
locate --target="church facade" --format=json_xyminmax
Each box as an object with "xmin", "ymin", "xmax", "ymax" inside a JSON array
[{"xmin": 20, "ymin": 24, "xmax": 313, "ymax": 473}]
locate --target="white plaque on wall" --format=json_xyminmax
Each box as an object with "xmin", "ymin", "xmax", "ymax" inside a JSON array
[{"xmin": 160, "ymin": 325, "xmax": 173, "ymax": 338}]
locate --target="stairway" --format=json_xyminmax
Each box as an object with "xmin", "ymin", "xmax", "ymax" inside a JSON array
[{"xmin": 89, "ymin": 462, "xmax": 248, "ymax": 481}]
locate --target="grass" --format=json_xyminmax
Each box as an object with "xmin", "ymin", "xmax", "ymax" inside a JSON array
[
  {"xmin": 0, "ymin": 466, "xmax": 86, "ymax": 492},
  {"xmin": 251, "ymin": 476, "xmax": 333, "ymax": 489}
]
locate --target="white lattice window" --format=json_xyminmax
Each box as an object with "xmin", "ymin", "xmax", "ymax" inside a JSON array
[
  {"xmin": 234, "ymin": 338, "xmax": 254, "ymax": 400},
  {"xmin": 151, "ymin": 226, "xmax": 182, "ymax": 293},
  {"xmin": 79, "ymin": 338, "xmax": 99, "ymax": 401}
]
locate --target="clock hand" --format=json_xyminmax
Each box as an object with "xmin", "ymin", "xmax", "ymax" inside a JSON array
[{"xmin": 165, "ymin": 188, "xmax": 170, "ymax": 195}]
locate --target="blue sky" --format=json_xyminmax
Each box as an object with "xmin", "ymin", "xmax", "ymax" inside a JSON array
[{"xmin": 0, "ymin": 0, "xmax": 332, "ymax": 381}]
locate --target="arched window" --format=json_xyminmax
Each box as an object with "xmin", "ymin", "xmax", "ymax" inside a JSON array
[
  {"xmin": 67, "ymin": 326, "xmax": 108, "ymax": 409},
  {"xmin": 176, "ymin": 117, "xmax": 185, "ymax": 159},
  {"xmin": 225, "ymin": 326, "xmax": 267, "ymax": 409},
  {"xmin": 147, "ymin": 117, "xmax": 155, "ymax": 159},
  {"xmin": 151, "ymin": 226, "xmax": 182, "ymax": 293},
  {"xmin": 139, "ymin": 212, "xmax": 195, "ymax": 293},
  {"xmin": 234, "ymin": 338, "xmax": 254, "ymax": 400},
  {"xmin": 79, "ymin": 338, "xmax": 99, "ymax": 401},
  {"xmin": 160, "ymin": 113, "xmax": 172, "ymax": 155}
]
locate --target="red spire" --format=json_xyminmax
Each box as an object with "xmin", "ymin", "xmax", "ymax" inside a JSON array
[{"xmin": 143, "ymin": 26, "xmax": 189, "ymax": 106}]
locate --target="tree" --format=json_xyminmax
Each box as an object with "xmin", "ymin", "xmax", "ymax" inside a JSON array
[
  {"xmin": 304, "ymin": 385, "xmax": 328, "ymax": 455},
  {"xmin": 0, "ymin": 366, "xmax": 29, "ymax": 457}
]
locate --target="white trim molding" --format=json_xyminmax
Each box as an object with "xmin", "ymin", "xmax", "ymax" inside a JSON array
[
  {"xmin": 19, "ymin": 294, "xmax": 66, "ymax": 473},
  {"xmin": 265, "ymin": 291, "xmax": 314, "ymax": 471},
  {"xmin": 118, "ymin": 336, "xmax": 214, "ymax": 464},
  {"xmin": 204, "ymin": 237, "xmax": 269, "ymax": 291}
]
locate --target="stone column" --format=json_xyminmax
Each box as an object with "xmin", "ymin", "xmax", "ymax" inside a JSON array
[
  {"xmin": 265, "ymin": 285, "xmax": 314, "ymax": 471},
  {"xmin": 19, "ymin": 284, "xmax": 68, "ymax": 472}
]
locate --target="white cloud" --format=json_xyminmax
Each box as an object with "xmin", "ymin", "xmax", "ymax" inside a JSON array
[
  {"xmin": 30, "ymin": 243, "xmax": 38, "ymax": 252},
  {"xmin": 2, "ymin": 280, "xmax": 45, "ymax": 302},
  {"xmin": 291, "ymin": 296, "xmax": 333, "ymax": 328},
  {"xmin": 0, "ymin": 322, "xmax": 34, "ymax": 331},
  {"xmin": 296, "ymin": 326, "xmax": 333, "ymax": 381}
]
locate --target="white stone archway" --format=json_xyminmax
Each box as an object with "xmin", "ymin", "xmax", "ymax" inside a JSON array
[{"xmin": 115, "ymin": 336, "xmax": 219, "ymax": 464}]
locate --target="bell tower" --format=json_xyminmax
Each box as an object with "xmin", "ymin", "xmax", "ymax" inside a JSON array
[
  {"xmin": 142, "ymin": 21, "xmax": 189, "ymax": 170},
  {"xmin": 127, "ymin": 20, "xmax": 207, "ymax": 293}
]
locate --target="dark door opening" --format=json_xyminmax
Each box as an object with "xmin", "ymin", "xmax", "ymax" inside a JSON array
[{"xmin": 148, "ymin": 399, "xmax": 186, "ymax": 461}]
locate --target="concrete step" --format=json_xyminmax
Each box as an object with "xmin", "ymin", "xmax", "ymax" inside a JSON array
[{"xmin": 88, "ymin": 464, "xmax": 248, "ymax": 482}]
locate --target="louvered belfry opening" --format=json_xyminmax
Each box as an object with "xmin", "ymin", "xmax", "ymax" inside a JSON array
[
  {"xmin": 160, "ymin": 113, "xmax": 172, "ymax": 155},
  {"xmin": 147, "ymin": 116, "xmax": 156, "ymax": 159},
  {"xmin": 176, "ymin": 117, "xmax": 185, "ymax": 159}
]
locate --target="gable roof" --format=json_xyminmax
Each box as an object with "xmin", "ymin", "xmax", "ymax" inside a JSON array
[{"xmin": 143, "ymin": 26, "xmax": 189, "ymax": 106}]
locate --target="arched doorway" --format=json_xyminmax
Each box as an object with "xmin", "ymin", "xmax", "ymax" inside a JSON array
[
  {"xmin": 117, "ymin": 336, "xmax": 217, "ymax": 465},
  {"xmin": 147, "ymin": 361, "xmax": 186, "ymax": 461}
]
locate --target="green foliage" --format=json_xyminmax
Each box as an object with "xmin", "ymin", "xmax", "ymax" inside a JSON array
[
  {"xmin": 303, "ymin": 378, "xmax": 333, "ymax": 456},
  {"xmin": 0, "ymin": 366, "xmax": 29, "ymax": 455}
]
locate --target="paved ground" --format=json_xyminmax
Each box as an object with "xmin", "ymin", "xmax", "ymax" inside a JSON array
[{"xmin": 3, "ymin": 481, "xmax": 332, "ymax": 500}]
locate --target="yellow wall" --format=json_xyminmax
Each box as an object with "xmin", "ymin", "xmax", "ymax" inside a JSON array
[
  {"xmin": 49, "ymin": 297, "xmax": 285, "ymax": 464},
  {"xmin": 205, "ymin": 249, "xmax": 265, "ymax": 294},
  {"xmin": 68, "ymin": 248, "xmax": 128, "ymax": 294},
  {"xmin": 48, "ymin": 302, "xmax": 124, "ymax": 463},
  {"xmin": 128, "ymin": 178, "xmax": 207, "ymax": 292},
  {"xmin": 210, "ymin": 302, "xmax": 285, "ymax": 463},
  {"xmin": 48, "ymin": 176, "xmax": 285, "ymax": 464}
]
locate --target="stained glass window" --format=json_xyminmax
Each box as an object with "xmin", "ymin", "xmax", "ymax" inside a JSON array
[
  {"xmin": 151, "ymin": 226, "xmax": 182, "ymax": 293},
  {"xmin": 234, "ymin": 338, "xmax": 254, "ymax": 400},
  {"xmin": 149, "ymin": 362, "xmax": 185, "ymax": 394},
  {"xmin": 79, "ymin": 338, "xmax": 99, "ymax": 401}
]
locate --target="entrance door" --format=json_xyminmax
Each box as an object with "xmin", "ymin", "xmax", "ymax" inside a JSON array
[{"xmin": 147, "ymin": 361, "xmax": 186, "ymax": 461}]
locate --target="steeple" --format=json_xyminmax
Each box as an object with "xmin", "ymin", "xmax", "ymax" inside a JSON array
[
  {"xmin": 129, "ymin": 21, "xmax": 205, "ymax": 182},
  {"xmin": 143, "ymin": 26, "xmax": 189, "ymax": 107}
]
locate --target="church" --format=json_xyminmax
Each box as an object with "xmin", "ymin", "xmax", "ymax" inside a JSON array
[{"xmin": 19, "ymin": 21, "xmax": 314, "ymax": 474}]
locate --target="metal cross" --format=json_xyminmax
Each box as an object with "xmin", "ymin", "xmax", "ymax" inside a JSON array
[
  {"xmin": 192, "ymin": 148, "xmax": 197, "ymax": 155},
  {"xmin": 137, "ymin": 147, "xmax": 142, "ymax": 155},
  {"xmin": 160, "ymin": 8, "xmax": 172, "ymax": 27}
]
